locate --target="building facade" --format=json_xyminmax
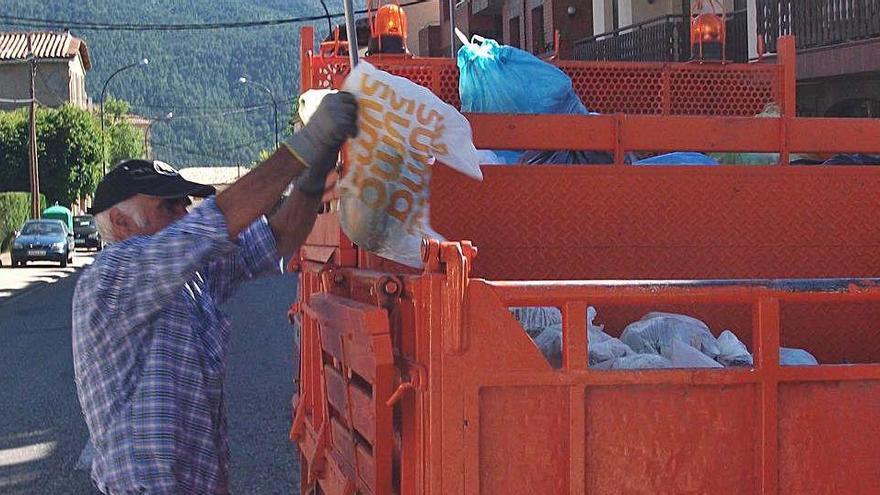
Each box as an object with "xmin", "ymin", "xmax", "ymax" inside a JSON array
[
  {"xmin": 753, "ymin": 0, "xmax": 880, "ymax": 117},
  {"xmin": 404, "ymin": 0, "xmax": 441, "ymax": 56},
  {"xmin": 439, "ymin": 0, "xmax": 599, "ymax": 58},
  {"xmin": 0, "ymin": 31, "xmax": 92, "ymax": 111},
  {"xmin": 575, "ymin": 0, "xmax": 748, "ymax": 62},
  {"xmin": 581, "ymin": 0, "xmax": 880, "ymax": 117},
  {"xmin": 439, "ymin": 1, "xmax": 880, "ymax": 117}
]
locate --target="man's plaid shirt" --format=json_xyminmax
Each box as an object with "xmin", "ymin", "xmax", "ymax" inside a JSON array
[{"xmin": 72, "ymin": 198, "xmax": 280, "ymax": 494}]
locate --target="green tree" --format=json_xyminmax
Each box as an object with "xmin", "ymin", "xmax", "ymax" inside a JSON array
[
  {"xmin": 37, "ymin": 105, "xmax": 104, "ymax": 205},
  {"xmin": 104, "ymin": 97, "xmax": 146, "ymax": 166},
  {"xmin": 250, "ymin": 148, "xmax": 273, "ymax": 167},
  {"xmin": 1, "ymin": 0, "xmax": 312, "ymax": 166},
  {"xmin": 0, "ymin": 103, "xmax": 143, "ymax": 206},
  {"xmin": 0, "ymin": 109, "xmax": 34, "ymax": 199}
]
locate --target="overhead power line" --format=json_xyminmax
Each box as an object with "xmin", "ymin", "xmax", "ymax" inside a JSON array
[
  {"xmin": 0, "ymin": 0, "xmax": 430, "ymax": 31},
  {"xmin": 151, "ymin": 137, "xmax": 272, "ymax": 163},
  {"xmin": 165, "ymin": 101, "xmax": 295, "ymax": 120},
  {"xmin": 133, "ymin": 98, "xmax": 296, "ymax": 111},
  {"xmin": 152, "ymin": 133, "xmax": 275, "ymax": 154}
]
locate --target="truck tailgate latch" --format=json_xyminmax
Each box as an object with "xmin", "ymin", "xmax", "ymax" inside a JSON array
[{"xmin": 386, "ymin": 362, "xmax": 426, "ymax": 407}]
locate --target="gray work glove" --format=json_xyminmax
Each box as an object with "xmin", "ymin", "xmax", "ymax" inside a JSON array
[{"xmin": 283, "ymin": 91, "xmax": 359, "ymax": 195}]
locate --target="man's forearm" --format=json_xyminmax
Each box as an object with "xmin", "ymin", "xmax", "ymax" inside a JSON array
[
  {"xmin": 215, "ymin": 147, "xmax": 306, "ymax": 238},
  {"xmin": 268, "ymin": 190, "xmax": 322, "ymax": 256},
  {"xmin": 215, "ymin": 91, "xmax": 356, "ymax": 239}
]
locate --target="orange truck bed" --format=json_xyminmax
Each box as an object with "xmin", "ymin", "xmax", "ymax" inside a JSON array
[{"xmin": 290, "ymin": 27, "xmax": 880, "ymax": 494}]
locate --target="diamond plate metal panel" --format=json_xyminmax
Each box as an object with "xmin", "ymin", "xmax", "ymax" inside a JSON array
[
  {"xmin": 309, "ymin": 58, "xmax": 781, "ymax": 116},
  {"xmin": 431, "ymin": 166, "xmax": 880, "ymax": 282},
  {"xmin": 430, "ymin": 166, "xmax": 880, "ymax": 364}
]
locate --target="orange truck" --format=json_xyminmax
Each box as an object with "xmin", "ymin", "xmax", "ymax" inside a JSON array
[{"xmin": 288, "ymin": 25, "xmax": 880, "ymax": 495}]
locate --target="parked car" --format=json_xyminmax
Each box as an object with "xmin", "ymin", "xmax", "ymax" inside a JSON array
[
  {"xmin": 10, "ymin": 219, "xmax": 75, "ymax": 267},
  {"xmin": 73, "ymin": 214, "xmax": 102, "ymax": 250}
]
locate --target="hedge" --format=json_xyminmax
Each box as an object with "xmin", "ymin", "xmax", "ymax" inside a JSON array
[{"xmin": 0, "ymin": 191, "xmax": 47, "ymax": 252}]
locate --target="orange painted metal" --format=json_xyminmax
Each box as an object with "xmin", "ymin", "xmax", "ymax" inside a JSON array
[
  {"xmin": 301, "ymin": 292, "xmax": 395, "ymax": 495},
  {"xmin": 292, "ymin": 27, "xmax": 880, "ymax": 494},
  {"xmin": 304, "ymin": 26, "xmax": 781, "ymax": 118}
]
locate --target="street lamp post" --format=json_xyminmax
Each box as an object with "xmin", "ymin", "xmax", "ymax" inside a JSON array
[
  {"xmin": 101, "ymin": 58, "xmax": 149, "ymax": 174},
  {"xmin": 144, "ymin": 111, "xmax": 173, "ymax": 160},
  {"xmin": 238, "ymin": 77, "xmax": 279, "ymax": 149}
]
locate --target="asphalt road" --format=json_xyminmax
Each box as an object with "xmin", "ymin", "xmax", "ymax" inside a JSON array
[
  {"xmin": 0, "ymin": 257, "xmax": 303, "ymax": 494},
  {"xmin": 0, "ymin": 251, "xmax": 96, "ymax": 303}
]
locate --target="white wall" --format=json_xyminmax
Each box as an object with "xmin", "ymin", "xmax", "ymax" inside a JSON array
[
  {"xmin": 617, "ymin": 0, "xmax": 632, "ymax": 26},
  {"xmin": 747, "ymin": 0, "xmax": 758, "ymax": 59},
  {"xmin": 631, "ymin": 0, "xmax": 675, "ymax": 24},
  {"xmin": 403, "ymin": 0, "xmax": 440, "ymax": 55},
  {"xmin": 67, "ymin": 56, "xmax": 88, "ymax": 109},
  {"xmin": 592, "ymin": 0, "xmax": 615, "ymax": 34}
]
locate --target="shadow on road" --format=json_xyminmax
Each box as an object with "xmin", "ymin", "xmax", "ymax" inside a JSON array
[
  {"xmin": 0, "ymin": 253, "xmax": 95, "ymax": 303},
  {"xmin": 0, "ymin": 266, "xmax": 301, "ymax": 494},
  {"xmin": 0, "ymin": 271, "xmax": 95, "ymax": 494}
]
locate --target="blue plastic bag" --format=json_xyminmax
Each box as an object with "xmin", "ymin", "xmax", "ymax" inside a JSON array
[
  {"xmin": 635, "ymin": 152, "xmax": 719, "ymax": 166},
  {"xmin": 458, "ymin": 36, "xmax": 589, "ymax": 163},
  {"xmin": 458, "ymin": 36, "xmax": 588, "ymax": 115}
]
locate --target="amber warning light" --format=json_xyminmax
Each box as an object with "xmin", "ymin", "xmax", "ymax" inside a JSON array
[
  {"xmin": 690, "ymin": 0, "xmax": 726, "ymax": 62},
  {"xmin": 369, "ymin": 3, "xmax": 408, "ymax": 54}
]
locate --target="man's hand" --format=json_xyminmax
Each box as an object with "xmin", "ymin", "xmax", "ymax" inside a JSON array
[{"xmin": 283, "ymin": 92, "xmax": 359, "ymax": 195}]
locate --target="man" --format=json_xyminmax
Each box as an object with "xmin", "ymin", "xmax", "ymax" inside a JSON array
[{"xmin": 72, "ymin": 93, "xmax": 358, "ymax": 494}]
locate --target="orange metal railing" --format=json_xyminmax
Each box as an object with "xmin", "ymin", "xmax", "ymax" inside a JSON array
[
  {"xmin": 302, "ymin": 25, "xmax": 780, "ymax": 117},
  {"xmin": 291, "ymin": 25, "xmax": 880, "ymax": 494},
  {"xmin": 294, "ymin": 244, "xmax": 880, "ymax": 494}
]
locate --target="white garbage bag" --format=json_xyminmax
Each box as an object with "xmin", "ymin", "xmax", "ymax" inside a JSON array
[
  {"xmin": 669, "ymin": 339, "xmax": 724, "ymax": 368},
  {"xmin": 533, "ymin": 323, "xmax": 563, "ymax": 368},
  {"xmin": 620, "ymin": 312, "xmax": 720, "ymax": 359},
  {"xmin": 593, "ymin": 341, "xmax": 717, "ymax": 370},
  {"xmin": 780, "ymin": 347, "xmax": 819, "ymax": 366},
  {"xmin": 298, "ymin": 88, "xmax": 337, "ymax": 124},
  {"xmin": 477, "ymin": 149, "xmax": 502, "ymax": 164},
  {"xmin": 587, "ymin": 307, "xmax": 634, "ymax": 366},
  {"xmin": 518, "ymin": 306, "xmax": 636, "ymax": 369},
  {"xmin": 605, "ymin": 353, "xmax": 673, "ymax": 370},
  {"xmin": 340, "ymin": 62, "xmax": 483, "ymax": 268},
  {"xmin": 716, "ymin": 330, "xmax": 754, "ymax": 367},
  {"xmin": 510, "ymin": 307, "xmax": 562, "ymax": 337},
  {"xmin": 589, "ymin": 336, "xmax": 634, "ymax": 366}
]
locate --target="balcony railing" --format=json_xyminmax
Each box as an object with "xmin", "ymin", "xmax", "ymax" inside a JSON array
[
  {"xmin": 758, "ymin": 0, "xmax": 880, "ymax": 54},
  {"xmin": 573, "ymin": 10, "xmax": 748, "ymax": 63}
]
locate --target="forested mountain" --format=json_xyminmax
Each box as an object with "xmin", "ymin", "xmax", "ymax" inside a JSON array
[{"xmin": 1, "ymin": 0, "xmax": 346, "ymax": 166}]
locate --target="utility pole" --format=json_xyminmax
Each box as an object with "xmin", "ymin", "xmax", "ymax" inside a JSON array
[
  {"xmin": 448, "ymin": 0, "xmax": 456, "ymax": 57},
  {"xmin": 27, "ymin": 33, "xmax": 40, "ymax": 219}
]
